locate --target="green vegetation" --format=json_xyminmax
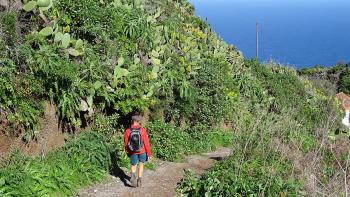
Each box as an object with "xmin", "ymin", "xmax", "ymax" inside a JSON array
[
  {"xmin": 0, "ymin": 58, "xmax": 42, "ymax": 139},
  {"xmin": 339, "ymin": 69, "xmax": 350, "ymax": 94},
  {"xmin": 177, "ymin": 60, "xmax": 349, "ymax": 196},
  {"xmin": 0, "ymin": 0, "xmax": 349, "ymax": 196},
  {"xmin": 178, "ymin": 153, "xmax": 300, "ymax": 196},
  {"xmin": 0, "ymin": 0, "xmax": 241, "ymax": 139},
  {"xmin": 147, "ymin": 120, "xmax": 232, "ymax": 161},
  {"xmin": 299, "ymin": 63, "xmax": 350, "ymax": 94},
  {"xmin": 0, "ymin": 11, "xmax": 18, "ymax": 45},
  {"xmin": 0, "ymin": 131, "xmax": 111, "ymax": 196}
]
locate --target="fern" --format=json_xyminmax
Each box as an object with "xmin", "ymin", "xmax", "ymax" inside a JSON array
[{"xmin": 0, "ymin": 131, "xmax": 111, "ymax": 197}]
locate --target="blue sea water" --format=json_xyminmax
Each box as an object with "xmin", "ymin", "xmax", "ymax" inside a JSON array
[{"xmin": 189, "ymin": 0, "xmax": 350, "ymax": 68}]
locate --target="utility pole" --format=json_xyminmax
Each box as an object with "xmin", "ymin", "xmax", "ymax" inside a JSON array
[{"xmin": 256, "ymin": 22, "xmax": 259, "ymax": 61}]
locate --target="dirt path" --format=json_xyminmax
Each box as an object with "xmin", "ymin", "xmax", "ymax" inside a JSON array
[{"xmin": 77, "ymin": 147, "xmax": 232, "ymax": 197}]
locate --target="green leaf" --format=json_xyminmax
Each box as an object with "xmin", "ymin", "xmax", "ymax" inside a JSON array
[
  {"xmin": 62, "ymin": 33, "xmax": 70, "ymax": 48},
  {"xmin": 54, "ymin": 32, "xmax": 63, "ymax": 42},
  {"xmin": 154, "ymin": 9, "xmax": 161, "ymax": 19},
  {"xmin": 150, "ymin": 72, "xmax": 158, "ymax": 79},
  {"xmin": 146, "ymin": 89, "xmax": 154, "ymax": 98},
  {"xmin": 134, "ymin": 57, "xmax": 140, "ymax": 64},
  {"xmin": 39, "ymin": 27, "xmax": 53, "ymax": 37},
  {"xmin": 151, "ymin": 50, "xmax": 159, "ymax": 58},
  {"xmin": 146, "ymin": 16, "xmax": 153, "ymax": 23},
  {"xmin": 87, "ymin": 95, "xmax": 93, "ymax": 107},
  {"xmin": 129, "ymin": 64, "xmax": 138, "ymax": 71},
  {"xmin": 151, "ymin": 57, "xmax": 161, "ymax": 65},
  {"xmin": 37, "ymin": 0, "xmax": 51, "ymax": 7},
  {"xmin": 67, "ymin": 48, "xmax": 82, "ymax": 56},
  {"xmin": 0, "ymin": 177, "xmax": 5, "ymax": 186},
  {"xmin": 87, "ymin": 88, "xmax": 95, "ymax": 96},
  {"xmin": 94, "ymin": 81, "xmax": 102, "ymax": 90},
  {"xmin": 328, "ymin": 133, "xmax": 336, "ymax": 141},
  {"xmin": 114, "ymin": 66, "xmax": 129, "ymax": 79},
  {"xmin": 152, "ymin": 65, "xmax": 160, "ymax": 73},
  {"xmin": 75, "ymin": 39, "xmax": 84, "ymax": 49},
  {"xmin": 117, "ymin": 57, "xmax": 125, "ymax": 66},
  {"xmin": 23, "ymin": 1, "xmax": 37, "ymax": 12},
  {"xmin": 133, "ymin": 0, "xmax": 141, "ymax": 7},
  {"xmin": 113, "ymin": 0, "xmax": 122, "ymax": 7},
  {"xmin": 146, "ymin": 85, "xmax": 155, "ymax": 98},
  {"xmin": 111, "ymin": 76, "xmax": 118, "ymax": 88},
  {"xmin": 38, "ymin": 0, "xmax": 53, "ymax": 11}
]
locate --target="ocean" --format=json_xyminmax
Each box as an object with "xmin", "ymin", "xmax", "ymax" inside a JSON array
[{"xmin": 189, "ymin": 0, "xmax": 350, "ymax": 68}]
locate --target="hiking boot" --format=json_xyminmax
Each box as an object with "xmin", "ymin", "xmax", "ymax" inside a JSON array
[
  {"xmin": 130, "ymin": 173, "xmax": 137, "ymax": 187},
  {"xmin": 137, "ymin": 178, "xmax": 142, "ymax": 187}
]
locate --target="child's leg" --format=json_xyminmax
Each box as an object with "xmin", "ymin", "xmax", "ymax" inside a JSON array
[
  {"xmin": 136, "ymin": 153, "xmax": 147, "ymax": 187},
  {"xmin": 131, "ymin": 165, "xmax": 137, "ymax": 173},
  {"xmin": 138, "ymin": 162, "xmax": 144, "ymax": 177},
  {"xmin": 129, "ymin": 154, "xmax": 138, "ymax": 187},
  {"xmin": 137, "ymin": 153, "xmax": 147, "ymax": 178}
]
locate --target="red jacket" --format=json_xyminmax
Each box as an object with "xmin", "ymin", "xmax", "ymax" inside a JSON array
[{"xmin": 124, "ymin": 125, "xmax": 152, "ymax": 157}]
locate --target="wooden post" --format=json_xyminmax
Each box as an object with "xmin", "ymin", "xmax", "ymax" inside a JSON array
[{"xmin": 256, "ymin": 22, "xmax": 259, "ymax": 60}]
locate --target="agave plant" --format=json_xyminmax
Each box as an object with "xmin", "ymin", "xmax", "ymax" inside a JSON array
[
  {"xmin": 23, "ymin": 0, "xmax": 53, "ymax": 24},
  {"xmin": 23, "ymin": 0, "xmax": 52, "ymax": 12}
]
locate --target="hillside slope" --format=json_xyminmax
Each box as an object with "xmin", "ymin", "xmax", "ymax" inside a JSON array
[
  {"xmin": 1, "ymin": 0, "xmax": 242, "ymax": 141},
  {"xmin": 0, "ymin": 0, "xmax": 349, "ymax": 196}
]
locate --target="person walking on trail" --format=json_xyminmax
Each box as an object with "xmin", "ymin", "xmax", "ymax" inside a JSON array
[{"xmin": 124, "ymin": 115, "xmax": 152, "ymax": 187}]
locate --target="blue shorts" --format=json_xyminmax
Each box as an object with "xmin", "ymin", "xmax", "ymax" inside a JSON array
[{"xmin": 128, "ymin": 153, "xmax": 147, "ymax": 165}]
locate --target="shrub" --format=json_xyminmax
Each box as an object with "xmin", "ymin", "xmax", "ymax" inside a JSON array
[
  {"xmin": 180, "ymin": 57, "xmax": 239, "ymax": 126},
  {"xmin": 56, "ymin": 0, "xmax": 114, "ymax": 38},
  {"xmin": 0, "ymin": 58, "xmax": 42, "ymax": 139},
  {"xmin": 0, "ymin": 11, "xmax": 18, "ymax": 45},
  {"xmin": 147, "ymin": 120, "xmax": 191, "ymax": 161},
  {"xmin": 177, "ymin": 108, "xmax": 304, "ymax": 196},
  {"xmin": 0, "ymin": 131, "xmax": 112, "ymax": 197},
  {"xmin": 65, "ymin": 131, "xmax": 112, "ymax": 170},
  {"xmin": 110, "ymin": 132, "xmax": 130, "ymax": 168},
  {"xmin": 184, "ymin": 124, "xmax": 232, "ymax": 153},
  {"xmin": 249, "ymin": 60, "xmax": 307, "ymax": 112},
  {"xmin": 147, "ymin": 120, "xmax": 233, "ymax": 161},
  {"xmin": 206, "ymin": 128, "xmax": 233, "ymax": 149},
  {"xmin": 178, "ymin": 151, "xmax": 301, "ymax": 197},
  {"xmin": 338, "ymin": 69, "xmax": 350, "ymax": 94},
  {"xmin": 91, "ymin": 113, "xmax": 119, "ymax": 138},
  {"xmin": 0, "ymin": 38, "xmax": 5, "ymax": 54}
]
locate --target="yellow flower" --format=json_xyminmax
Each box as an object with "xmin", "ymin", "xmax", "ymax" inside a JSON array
[
  {"xmin": 179, "ymin": 57, "xmax": 185, "ymax": 64},
  {"xmin": 196, "ymin": 30, "xmax": 206, "ymax": 39},
  {"xmin": 227, "ymin": 91, "xmax": 237, "ymax": 98},
  {"xmin": 150, "ymin": 99, "xmax": 157, "ymax": 106},
  {"xmin": 183, "ymin": 47, "xmax": 189, "ymax": 52},
  {"xmin": 63, "ymin": 25, "xmax": 70, "ymax": 33}
]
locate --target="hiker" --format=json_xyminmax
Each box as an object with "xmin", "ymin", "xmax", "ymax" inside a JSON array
[{"xmin": 124, "ymin": 115, "xmax": 152, "ymax": 187}]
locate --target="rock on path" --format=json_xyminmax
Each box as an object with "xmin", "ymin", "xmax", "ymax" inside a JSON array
[{"xmin": 77, "ymin": 147, "xmax": 232, "ymax": 197}]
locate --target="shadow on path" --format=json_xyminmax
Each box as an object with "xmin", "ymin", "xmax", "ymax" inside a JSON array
[
  {"xmin": 110, "ymin": 151, "xmax": 132, "ymax": 187},
  {"xmin": 209, "ymin": 156, "xmax": 224, "ymax": 161}
]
